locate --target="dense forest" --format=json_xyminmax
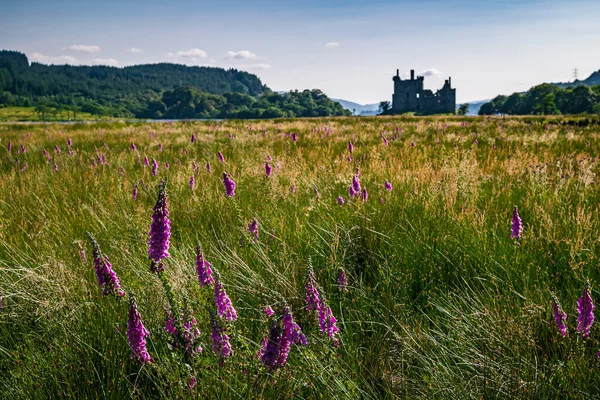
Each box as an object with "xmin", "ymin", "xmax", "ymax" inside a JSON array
[
  {"xmin": 479, "ymin": 83, "xmax": 600, "ymax": 116},
  {"xmin": 0, "ymin": 50, "xmax": 350, "ymax": 119}
]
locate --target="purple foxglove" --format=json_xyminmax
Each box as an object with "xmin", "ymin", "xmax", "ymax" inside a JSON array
[
  {"xmin": 222, "ymin": 172, "xmax": 236, "ymax": 197},
  {"xmin": 248, "ymin": 219, "xmax": 259, "ymax": 242},
  {"xmin": 337, "ymin": 268, "xmax": 348, "ymax": 291},
  {"xmin": 127, "ymin": 296, "xmax": 152, "ymax": 364},
  {"xmin": 210, "ymin": 310, "xmax": 232, "ymax": 359},
  {"xmin": 214, "ymin": 276, "xmax": 237, "ymax": 321},
  {"xmin": 551, "ymin": 296, "xmax": 567, "ymax": 337},
  {"xmin": 87, "ymin": 232, "xmax": 125, "ymax": 297},
  {"xmin": 148, "ymin": 179, "xmax": 171, "ymax": 269},
  {"xmin": 577, "ymin": 283, "xmax": 595, "ymax": 339},
  {"xmin": 511, "ymin": 206, "xmax": 522, "ymax": 239},
  {"xmin": 195, "ymin": 246, "xmax": 214, "ymax": 287}
]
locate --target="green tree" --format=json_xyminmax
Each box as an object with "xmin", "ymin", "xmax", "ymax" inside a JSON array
[
  {"xmin": 378, "ymin": 101, "xmax": 391, "ymax": 115},
  {"xmin": 478, "ymin": 102, "xmax": 496, "ymax": 116},
  {"xmin": 457, "ymin": 103, "xmax": 469, "ymax": 115}
]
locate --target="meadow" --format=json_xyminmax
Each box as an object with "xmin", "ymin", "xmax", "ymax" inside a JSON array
[{"xmin": 1, "ymin": 115, "xmax": 600, "ymax": 399}]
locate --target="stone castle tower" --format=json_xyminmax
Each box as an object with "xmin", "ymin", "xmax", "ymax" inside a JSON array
[{"xmin": 391, "ymin": 69, "xmax": 456, "ymax": 114}]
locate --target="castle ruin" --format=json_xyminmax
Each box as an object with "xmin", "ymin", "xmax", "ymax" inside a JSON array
[{"xmin": 391, "ymin": 69, "xmax": 456, "ymax": 114}]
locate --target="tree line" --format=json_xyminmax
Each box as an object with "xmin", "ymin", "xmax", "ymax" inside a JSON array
[
  {"xmin": 0, "ymin": 50, "xmax": 349, "ymax": 119},
  {"xmin": 479, "ymin": 83, "xmax": 600, "ymax": 116}
]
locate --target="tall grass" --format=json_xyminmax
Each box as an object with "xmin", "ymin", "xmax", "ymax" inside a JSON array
[{"xmin": 1, "ymin": 115, "xmax": 600, "ymax": 398}]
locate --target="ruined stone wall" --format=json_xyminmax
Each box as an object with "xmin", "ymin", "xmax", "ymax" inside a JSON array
[{"xmin": 392, "ymin": 70, "xmax": 456, "ymax": 114}]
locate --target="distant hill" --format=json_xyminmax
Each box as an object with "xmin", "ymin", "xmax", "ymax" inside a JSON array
[
  {"xmin": 0, "ymin": 50, "xmax": 350, "ymax": 119},
  {"xmin": 552, "ymin": 69, "xmax": 600, "ymax": 88},
  {"xmin": 457, "ymin": 100, "xmax": 490, "ymax": 116},
  {"xmin": 0, "ymin": 50, "xmax": 268, "ymax": 99},
  {"xmin": 330, "ymin": 99, "xmax": 379, "ymax": 115}
]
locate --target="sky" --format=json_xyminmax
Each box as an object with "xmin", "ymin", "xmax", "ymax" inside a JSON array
[{"xmin": 1, "ymin": 0, "xmax": 600, "ymax": 104}]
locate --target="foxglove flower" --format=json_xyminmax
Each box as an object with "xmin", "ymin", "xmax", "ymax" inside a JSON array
[
  {"xmin": 218, "ymin": 151, "xmax": 225, "ymax": 162},
  {"xmin": 360, "ymin": 188, "xmax": 368, "ymax": 202},
  {"xmin": 214, "ymin": 276, "xmax": 237, "ymax": 321},
  {"xmin": 292, "ymin": 133, "xmax": 298, "ymax": 142},
  {"xmin": 132, "ymin": 182, "xmax": 138, "ymax": 200},
  {"xmin": 351, "ymin": 174, "xmax": 361, "ymax": 197},
  {"xmin": 577, "ymin": 283, "xmax": 595, "ymax": 339},
  {"xmin": 384, "ymin": 181, "xmax": 392, "ymax": 191},
  {"xmin": 148, "ymin": 179, "xmax": 171, "ymax": 271},
  {"xmin": 158, "ymin": 143, "xmax": 163, "ymax": 152},
  {"xmin": 195, "ymin": 246, "xmax": 214, "ymax": 287},
  {"xmin": 131, "ymin": 142, "xmax": 136, "ymax": 151},
  {"xmin": 206, "ymin": 161, "xmax": 211, "ymax": 172},
  {"xmin": 222, "ymin": 172, "xmax": 236, "ymax": 197},
  {"xmin": 189, "ymin": 175, "xmax": 195, "ymax": 190},
  {"xmin": 55, "ymin": 145, "xmax": 61, "ymax": 155},
  {"xmin": 318, "ymin": 305, "xmax": 339, "ymax": 345},
  {"xmin": 164, "ymin": 304, "xmax": 202, "ymax": 357},
  {"xmin": 259, "ymin": 308, "xmax": 306, "ymax": 370},
  {"xmin": 67, "ymin": 138, "xmax": 72, "ymax": 147},
  {"xmin": 210, "ymin": 310, "xmax": 233, "ymax": 359},
  {"xmin": 349, "ymin": 186, "xmax": 357, "ymax": 198},
  {"xmin": 264, "ymin": 305, "xmax": 274, "ymax": 317},
  {"xmin": 337, "ymin": 268, "xmax": 348, "ymax": 291},
  {"xmin": 259, "ymin": 320, "xmax": 280, "ymax": 370},
  {"xmin": 20, "ymin": 144, "xmax": 26, "ymax": 153},
  {"xmin": 87, "ymin": 232, "xmax": 125, "ymax": 297},
  {"xmin": 511, "ymin": 206, "xmax": 522, "ymax": 239},
  {"xmin": 7, "ymin": 141, "xmax": 12, "ymax": 153},
  {"xmin": 277, "ymin": 308, "xmax": 306, "ymax": 366},
  {"xmin": 165, "ymin": 161, "xmax": 170, "ymax": 169},
  {"xmin": 551, "ymin": 295, "xmax": 567, "ymax": 337},
  {"xmin": 143, "ymin": 156, "xmax": 149, "ymax": 167},
  {"xmin": 305, "ymin": 265, "xmax": 321, "ymax": 312},
  {"xmin": 337, "ymin": 196, "xmax": 345, "ymax": 206},
  {"xmin": 381, "ymin": 134, "xmax": 389, "ymax": 146},
  {"xmin": 127, "ymin": 296, "xmax": 152, "ymax": 364},
  {"xmin": 151, "ymin": 159, "xmax": 158, "ymax": 176},
  {"xmin": 348, "ymin": 141, "xmax": 354, "ymax": 154},
  {"xmin": 191, "ymin": 133, "xmax": 195, "ymax": 143},
  {"xmin": 265, "ymin": 162, "xmax": 272, "ymax": 177},
  {"xmin": 248, "ymin": 219, "xmax": 259, "ymax": 242}
]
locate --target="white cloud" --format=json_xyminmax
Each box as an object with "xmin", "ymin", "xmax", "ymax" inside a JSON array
[
  {"xmin": 89, "ymin": 58, "xmax": 119, "ymax": 67},
  {"xmin": 225, "ymin": 50, "xmax": 257, "ymax": 60},
  {"xmin": 172, "ymin": 48, "xmax": 208, "ymax": 58},
  {"xmin": 325, "ymin": 42, "xmax": 340, "ymax": 48},
  {"xmin": 66, "ymin": 44, "xmax": 100, "ymax": 53},
  {"xmin": 242, "ymin": 63, "xmax": 271, "ymax": 70},
  {"xmin": 125, "ymin": 47, "xmax": 143, "ymax": 53},
  {"xmin": 421, "ymin": 68, "xmax": 441, "ymax": 77},
  {"xmin": 30, "ymin": 52, "xmax": 80, "ymax": 65}
]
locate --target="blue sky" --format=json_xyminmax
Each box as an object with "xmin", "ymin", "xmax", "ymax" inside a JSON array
[{"xmin": 1, "ymin": 0, "xmax": 599, "ymax": 104}]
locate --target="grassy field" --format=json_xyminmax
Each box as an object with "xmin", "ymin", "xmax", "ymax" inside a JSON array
[
  {"xmin": 1, "ymin": 115, "xmax": 600, "ymax": 398},
  {"xmin": 0, "ymin": 106, "xmax": 101, "ymax": 122}
]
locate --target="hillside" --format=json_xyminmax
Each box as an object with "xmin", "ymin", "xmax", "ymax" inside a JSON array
[
  {"xmin": 330, "ymin": 98, "xmax": 379, "ymax": 115},
  {"xmin": 0, "ymin": 50, "xmax": 350, "ymax": 119},
  {"xmin": 553, "ymin": 69, "xmax": 600, "ymax": 89},
  {"xmin": 478, "ymin": 82, "xmax": 600, "ymax": 115}
]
